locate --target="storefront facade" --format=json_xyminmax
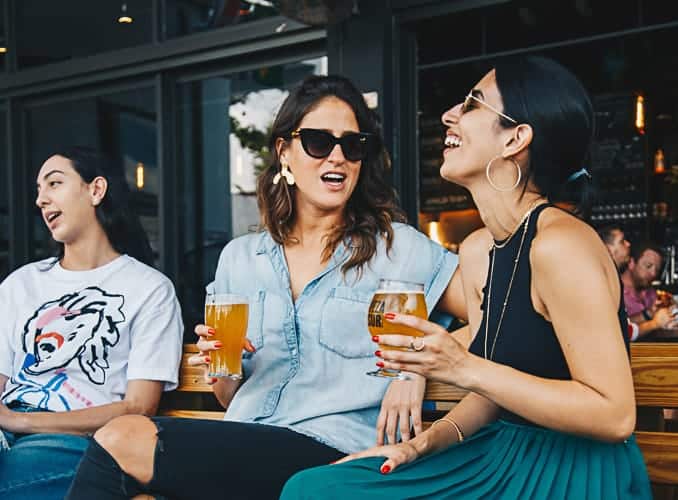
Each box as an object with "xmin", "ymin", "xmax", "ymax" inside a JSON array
[{"xmin": 1, "ymin": 0, "xmax": 677, "ymax": 339}]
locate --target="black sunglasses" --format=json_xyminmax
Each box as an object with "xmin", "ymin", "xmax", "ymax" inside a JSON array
[{"xmin": 290, "ymin": 128, "xmax": 374, "ymax": 162}]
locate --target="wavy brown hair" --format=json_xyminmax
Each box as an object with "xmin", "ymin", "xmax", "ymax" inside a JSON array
[{"xmin": 257, "ymin": 75, "xmax": 406, "ymax": 275}]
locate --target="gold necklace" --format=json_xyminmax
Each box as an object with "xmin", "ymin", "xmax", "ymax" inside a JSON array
[
  {"xmin": 484, "ymin": 207, "xmax": 534, "ymax": 360},
  {"xmin": 493, "ymin": 199, "xmax": 543, "ymax": 249}
]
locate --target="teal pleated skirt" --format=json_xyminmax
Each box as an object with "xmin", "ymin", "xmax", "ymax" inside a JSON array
[{"xmin": 280, "ymin": 420, "xmax": 652, "ymax": 500}]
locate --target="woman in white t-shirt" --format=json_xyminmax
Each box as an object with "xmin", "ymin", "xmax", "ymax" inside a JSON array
[{"xmin": 0, "ymin": 147, "xmax": 184, "ymax": 500}]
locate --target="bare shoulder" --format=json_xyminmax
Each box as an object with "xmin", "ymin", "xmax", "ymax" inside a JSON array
[
  {"xmin": 530, "ymin": 207, "xmax": 613, "ymax": 274},
  {"xmin": 459, "ymin": 227, "xmax": 492, "ymax": 264}
]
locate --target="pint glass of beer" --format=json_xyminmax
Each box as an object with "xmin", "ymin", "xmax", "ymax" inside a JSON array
[
  {"xmin": 205, "ymin": 293, "xmax": 249, "ymax": 379},
  {"xmin": 367, "ymin": 279, "xmax": 427, "ymax": 379}
]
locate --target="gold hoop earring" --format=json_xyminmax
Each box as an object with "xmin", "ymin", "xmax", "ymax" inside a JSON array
[
  {"xmin": 273, "ymin": 161, "xmax": 295, "ymax": 186},
  {"xmin": 485, "ymin": 156, "xmax": 521, "ymax": 192}
]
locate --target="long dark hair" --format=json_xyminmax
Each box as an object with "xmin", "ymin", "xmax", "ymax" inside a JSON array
[
  {"xmin": 257, "ymin": 75, "xmax": 406, "ymax": 275},
  {"xmin": 493, "ymin": 56, "xmax": 596, "ymax": 217},
  {"xmin": 45, "ymin": 146, "xmax": 154, "ymax": 266}
]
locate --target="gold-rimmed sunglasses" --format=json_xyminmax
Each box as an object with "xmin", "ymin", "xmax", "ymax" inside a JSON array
[{"xmin": 462, "ymin": 93, "xmax": 517, "ymax": 124}]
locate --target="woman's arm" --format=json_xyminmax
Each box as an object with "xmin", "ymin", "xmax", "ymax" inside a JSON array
[
  {"xmin": 436, "ymin": 267, "xmax": 468, "ymax": 322},
  {"xmin": 378, "ymin": 220, "xmax": 636, "ymax": 443},
  {"xmin": 410, "ymin": 391, "xmax": 499, "ymax": 456},
  {"xmin": 0, "ymin": 379, "xmax": 164, "ymax": 435},
  {"xmin": 336, "ymin": 391, "xmax": 499, "ymax": 472}
]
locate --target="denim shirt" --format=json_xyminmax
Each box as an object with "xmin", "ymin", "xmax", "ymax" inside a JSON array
[{"xmin": 208, "ymin": 222, "xmax": 458, "ymax": 454}]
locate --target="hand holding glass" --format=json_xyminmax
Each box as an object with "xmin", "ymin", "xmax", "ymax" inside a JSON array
[
  {"xmin": 205, "ymin": 293, "xmax": 249, "ymax": 380},
  {"xmin": 367, "ymin": 279, "xmax": 427, "ymax": 379}
]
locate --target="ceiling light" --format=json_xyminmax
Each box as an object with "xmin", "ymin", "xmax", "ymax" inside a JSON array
[
  {"xmin": 0, "ymin": 47, "xmax": 7, "ymax": 54},
  {"xmin": 118, "ymin": 3, "xmax": 133, "ymax": 24}
]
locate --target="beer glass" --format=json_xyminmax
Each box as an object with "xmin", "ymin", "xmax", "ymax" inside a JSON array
[
  {"xmin": 367, "ymin": 279, "xmax": 427, "ymax": 379},
  {"xmin": 205, "ymin": 293, "xmax": 249, "ymax": 379}
]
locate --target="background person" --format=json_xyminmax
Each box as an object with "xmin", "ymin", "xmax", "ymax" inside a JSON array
[
  {"xmin": 281, "ymin": 56, "xmax": 651, "ymax": 499},
  {"xmin": 622, "ymin": 241, "xmax": 677, "ymax": 338},
  {"xmin": 66, "ymin": 75, "xmax": 466, "ymax": 500},
  {"xmin": 0, "ymin": 147, "xmax": 184, "ymax": 500},
  {"xmin": 597, "ymin": 224, "xmax": 631, "ymax": 272}
]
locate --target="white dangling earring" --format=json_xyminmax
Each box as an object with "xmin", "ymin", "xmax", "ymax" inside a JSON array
[
  {"xmin": 486, "ymin": 155, "xmax": 521, "ymax": 192},
  {"xmin": 273, "ymin": 161, "xmax": 295, "ymax": 186}
]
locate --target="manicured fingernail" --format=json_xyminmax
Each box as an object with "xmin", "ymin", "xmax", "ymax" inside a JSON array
[
  {"xmin": 372, "ymin": 336, "xmax": 379, "ymax": 342},
  {"xmin": 207, "ymin": 328, "xmax": 216, "ymax": 335},
  {"xmin": 384, "ymin": 313, "xmax": 396, "ymax": 320},
  {"xmin": 376, "ymin": 361, "xmax": 384, "ymax": 368},
  {"xmin": 205, "ymin": 356, "xmax": 211, "ymax": 363},
  {"xmin": 375, "ymin": 350, "xmax": 382, "ymax": 357},
  {"xmin": 380, "ymin": 465, "xmax": 391, "ymax": 474},
  {"xmin": 329, "ymin": 460, "xmax": 337, "ymax": 464},
  {"xmin": 211, "ymin": 377, "xmax": 218, "ymax": 383},
  {"xmin": 213, "ymin": 341, "xmax": 223, "ymax": 348}
]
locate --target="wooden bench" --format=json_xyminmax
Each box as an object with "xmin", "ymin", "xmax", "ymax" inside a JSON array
[{"xmin": 160, "ymin": 342, "xmax": 678, "ymax": 494}]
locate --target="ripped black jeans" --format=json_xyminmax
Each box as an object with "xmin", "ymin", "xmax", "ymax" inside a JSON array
[{"xmin": 65, "ymin": 417, "xmax": 343, "ymax": 500}]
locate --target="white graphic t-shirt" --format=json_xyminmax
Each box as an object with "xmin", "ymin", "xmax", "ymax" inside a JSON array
[{"xmin": 0, "ymin": 255, "xmax": 183, "ymax": 412}]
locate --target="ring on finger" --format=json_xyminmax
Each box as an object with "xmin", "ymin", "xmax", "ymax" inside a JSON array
[{"xmin": 409, "ymin": 338, "xmax": 425, "ymax": 351}]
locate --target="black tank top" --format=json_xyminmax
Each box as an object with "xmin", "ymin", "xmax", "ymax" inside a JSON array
[{"xmin": 468, "ymin": 203, "xmax": 629, "ymax": 425}]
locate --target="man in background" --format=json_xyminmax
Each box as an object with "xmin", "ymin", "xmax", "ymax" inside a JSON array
[
  {"xmin": 622, "ymin": 241, "xmax": 677, "ymax": 339},
  {"xmin": 597, "ymin": 224, "xmax": 631, "ymax": 272}
]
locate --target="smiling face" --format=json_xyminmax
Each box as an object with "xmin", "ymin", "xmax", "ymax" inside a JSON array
[
  {"xmin": 35, "ymin": 155, "xmax": 101, "ymax": 245},
  {"xmin": 439, "ymin": 70, "xmax": 517, "ymax": 187},
  {"xmin": 278, "ymin": 96, "xmax": 362, "ymax": 215}
]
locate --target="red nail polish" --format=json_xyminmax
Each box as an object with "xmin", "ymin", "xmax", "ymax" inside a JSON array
[
  {"xmin": 372, "ymin": 336, "xmax": 379, "ymax": 343},
  {"xmin": 380, "ymin": 465, "xmax": 391, "ymax": 474},
  {"xmin": 376, "ymin": 361, "xmax": 384, "ymax": 368},
  {"xmin": 207, "ymin": 328, "xmax": 216, "ymax": 335},
  {"xmin": 214, "ymin": 341, "xmax": 223, "ymax": 348},
  {"xmin": 205, "ymin": 357, "xmax": 211, "ymax": 363},
  {"xmin": 384, "ymin": 313, "xmax": 396, "ymax": 320},
  {"xmin": 375, "ymin": 350, "xmax": 382, "ymax": 357},
  {"xmin": 211, "ymin": 377, "xmax": 218, "ymax": 383}
]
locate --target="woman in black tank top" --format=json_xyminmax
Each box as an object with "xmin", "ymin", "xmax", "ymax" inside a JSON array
[{"xmin": 282, "ymin": 56, "xmax": 651, "ymax": 499}]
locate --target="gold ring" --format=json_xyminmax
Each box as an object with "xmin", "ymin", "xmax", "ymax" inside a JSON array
[{"xmin": 410, "ymin": 339, "xmax": 425, "ymax": 351}]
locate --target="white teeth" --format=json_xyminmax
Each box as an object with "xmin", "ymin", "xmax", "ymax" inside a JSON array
[
  {"xmin": 322, "ymin": 173, "xmax": 346, "ymax": 182},
  {"xmin": 47, "ymin": 212, "xmax": 61, "ymax": 222},
  {"xmin": 444, "ymin": 135, "xmax": 462, "ymax": 148}
]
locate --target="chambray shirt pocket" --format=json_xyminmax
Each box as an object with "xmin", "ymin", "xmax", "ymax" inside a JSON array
[
  {"xmin": 243, "ymin": 290, "xmax": 265, "ymax": 358},
  {"xmin": 319, "ymin": 286, "xmax": 374, "ymax": 358}
]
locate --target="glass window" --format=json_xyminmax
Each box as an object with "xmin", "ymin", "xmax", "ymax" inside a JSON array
[
  {"xmin": 16, "ymin": 0, "xmax": 153, "ymax": 69},
  {"xmin": 164, "ymin": 0, "xmax": 278, "ymax": 39},
  {"xmin": 26, "ymin": 87, "xmax": 159, "ymax": 266},
  {"xmin": 0, "ymin": 107, "xmax": 8, "ymax": 279},
  {"xmin": 176, "ymin": 56, "xmax": 326, "ymax": 337}
]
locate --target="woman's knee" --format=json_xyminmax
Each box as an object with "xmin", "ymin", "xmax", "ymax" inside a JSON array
[{"xmin": 93, "ymin": 415, "xmax": 158, "ymax": 483}]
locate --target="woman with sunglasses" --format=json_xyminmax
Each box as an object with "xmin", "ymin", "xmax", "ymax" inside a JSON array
[
  {"xmin": 66, "ymin": 75, "xmax": 466, "ymax": 499},
  {"xmin": 281, "ymin": 57, "xmax": 651, "ymax": 499}
]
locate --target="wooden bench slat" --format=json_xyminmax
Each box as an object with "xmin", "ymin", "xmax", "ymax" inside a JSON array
[
  {"xmin": 631, "ymin": 343, "xmax": 678, "ymax": 359},
  {"xmin": 632, "ymin": 356, "xmax": 678, "ymax": 407},
  {"xmin": 160, "ymin": 410, "xmax": 224, "ymax": 420},
  {"xmin": 424, "ymin": 381, "xmax": 468, "ymax": 402},
  {"xmin": 635, "ymin": 431, "xmax": 678, "ymax": 485},
  {"xmin": 175, "ymin": 353, "xmax": 213, "ymax": 392}
]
